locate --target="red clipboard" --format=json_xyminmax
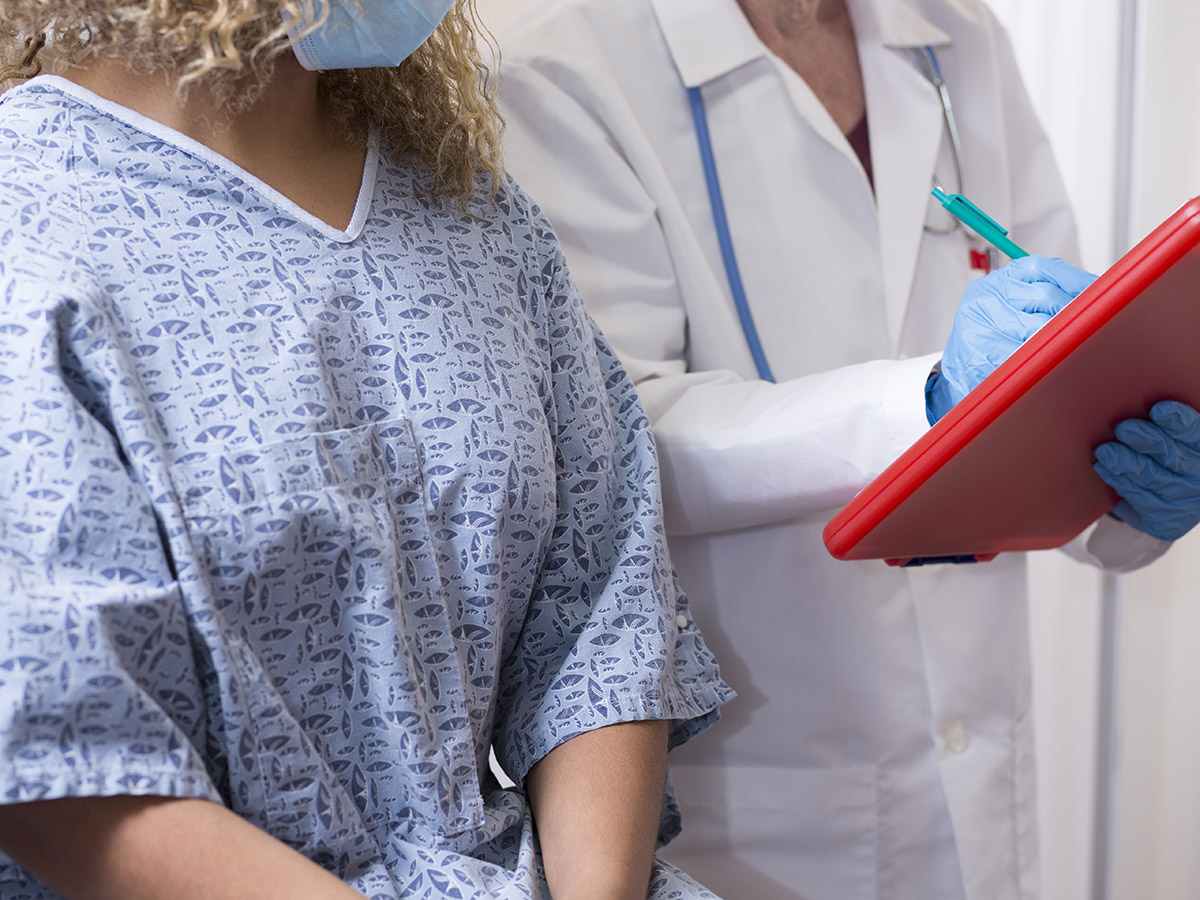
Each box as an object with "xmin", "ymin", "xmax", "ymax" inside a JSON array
[{"xmin": 822, "ymin": 197, "xmax": 1200, "ymax": 566}]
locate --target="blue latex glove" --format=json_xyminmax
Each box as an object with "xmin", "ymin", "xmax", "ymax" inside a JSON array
[
  {"xmin": 927, "ymin": 256, "xmax": 1098, "ymax": 423},
  {"xmin": 1094, "ymin": 401, "xmax": 1200, "ymax": 541}
]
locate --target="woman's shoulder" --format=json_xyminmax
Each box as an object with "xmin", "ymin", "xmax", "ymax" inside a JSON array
[
  {"xmin": 486, "ymin": 172, "xmax": 572, "ymax": 283},
  {"xmin": 0, "ymin": 77, "xmax": 100, "ymax": 173},
  {"xmin": 1, "ymin": 79, "xmax": 80, "ymax": 189},
  {"xmin": 0, "ymin": 78, "xmax": 97, "ymax": 276},
  {"xmin": 379, "ymin": 158, "xmax": 562, "ymax": 266}
]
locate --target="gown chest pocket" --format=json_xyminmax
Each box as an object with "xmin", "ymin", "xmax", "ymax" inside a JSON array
[{"xmin": 170, "ymin": 418, "xmax": 485, "ymax": 847}]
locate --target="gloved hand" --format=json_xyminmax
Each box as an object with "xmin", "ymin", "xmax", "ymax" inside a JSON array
[
  {"xmin": 927, "ymin": 255, "xmax": 1098, "ymax": 423},
  {"xmin": 1094, "ymin": 400, "xmax": 1200, "ymax": 541}
]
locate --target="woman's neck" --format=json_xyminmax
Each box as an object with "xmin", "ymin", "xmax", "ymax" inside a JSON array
[{"xmin": 62, "ymin": 53, "xmax": 367, "ymax": 230}]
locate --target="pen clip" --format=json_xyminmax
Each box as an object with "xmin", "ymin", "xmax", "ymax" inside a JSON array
[{"xmin": 942, "ymin": 191, "xmax": 1010, "ymax": 237}]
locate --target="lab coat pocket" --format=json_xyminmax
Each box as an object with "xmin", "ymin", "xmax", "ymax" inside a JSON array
[{"xmin": 663, "ymin": 763, "xmax": 878, "ymax": 900}]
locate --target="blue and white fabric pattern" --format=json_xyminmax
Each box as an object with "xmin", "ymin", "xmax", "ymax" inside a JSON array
[{"xmin": 0, "ymin": 76, "xmax": 732, "ymax": 899}]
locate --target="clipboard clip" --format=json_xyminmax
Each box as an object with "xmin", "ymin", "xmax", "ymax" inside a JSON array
[{"xmin": 886, "ymin": 553, "xmax": 1000, "ymax": 567}]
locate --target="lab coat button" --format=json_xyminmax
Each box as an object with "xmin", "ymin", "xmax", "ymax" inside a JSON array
[
  {"xmin": 676, "ymin": 614, "xmax": 689, "ymax": 630},
  {"xmin": 945, "ymin": 720, "xmax": 969, "ymax": 754}
]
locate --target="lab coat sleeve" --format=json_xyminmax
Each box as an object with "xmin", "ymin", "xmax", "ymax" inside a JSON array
[
  {"xmin": 499, "ymin": 57, "xmax": 937, "ymax": 537},
  {"xmin": 640, "ymin": 356, "xmax": 937, "ymax": 535},
  {"xmin": 1061, "ymin": 515, "xmax": 1172, "ymax": 571}
]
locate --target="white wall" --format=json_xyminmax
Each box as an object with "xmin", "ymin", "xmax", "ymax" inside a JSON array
[
  {"xmin": 1115, "ymin": 532, "xmax": 1200, "ymax": 899},
  {"xmin": 1111, "ymin": 4, "xmax": 1200, "ymax": 898},
  {"xmin": 477, "ymin": 0, "xmax": 530, "ymax": 34},
  {"xmin": 986, "ymin": 0, "xmax": 1125, "ymax": 272},
  {"xmin": 1130, "ymin": 0, "xmax": 1200, "ymax": 240}
]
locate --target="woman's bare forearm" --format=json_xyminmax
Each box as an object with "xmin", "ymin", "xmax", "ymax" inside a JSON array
[
  {"xmin": 527, "ymin": 719, "xmax": 668, "ymax": 900},
  {"xmin": 0, "ymin": 795, "xmax": 365, "ymax": 900}
]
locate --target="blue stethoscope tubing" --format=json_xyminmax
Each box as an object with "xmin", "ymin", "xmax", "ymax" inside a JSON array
[
  {"xmin": 687, "ymin": 85, "xmax": 777, "ymax": 383},
  {"xmin": 688, "ymin": 45, "xmax": 956, "ymax": 385}
]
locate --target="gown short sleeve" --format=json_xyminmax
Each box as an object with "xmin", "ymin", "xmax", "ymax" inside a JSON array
[
  {"xmin": 0, "ymin": 262, "xmax": 221, "ymax": 807},
  {"xmin": 491, "ymin": 196, "xmax": 734, "ymax": 789}
]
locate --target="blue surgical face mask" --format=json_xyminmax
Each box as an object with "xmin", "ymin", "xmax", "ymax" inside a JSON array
[{"xmin": 288, "ymin": 0, "xmax": 456, "ymax": 71}]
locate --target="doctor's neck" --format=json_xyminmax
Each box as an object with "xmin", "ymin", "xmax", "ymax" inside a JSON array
[
  {"xmin": 736, "ymin": 0, "xmax": 849, "ymax": 34},
  {"xmin": 735, "ymin": 0, "xmax": 864, "ymax": 135}
]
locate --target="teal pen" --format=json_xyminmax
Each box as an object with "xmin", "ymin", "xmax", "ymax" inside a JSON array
[{"xmin": 931, "ymin": 187, "xmax": 1029, "ymax": 260}]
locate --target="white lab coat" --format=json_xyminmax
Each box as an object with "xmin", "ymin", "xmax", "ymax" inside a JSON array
[{"xmin": 498, "ymin": 0, "xmax": 1169, "ymax": 897}]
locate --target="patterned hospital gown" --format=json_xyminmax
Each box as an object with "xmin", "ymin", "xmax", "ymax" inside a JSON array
[{"xmin": 0, "ymin": 76, "xmax": 733, "ymax": 899}]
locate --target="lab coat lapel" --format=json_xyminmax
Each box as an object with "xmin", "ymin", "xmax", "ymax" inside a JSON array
[
  {"xmin": 860, "ymin": 43, "xmax": 947, "ymax": 352},
  {"xmin": 775, "ymin": 65, "xmax": 867, "ymax": 177},
  {"xmin": 655, "ymin": 0, "xmax": 860, "ymax": 168},
  {"xmin": 850, "ymin": 0, "xmax": 952, "ymax": 352},
  {"xmin": 656, "ymin": 0, "xmax": 952, "ymax": 355},
  {"xmin": 650, "ymin": 0, "xmax": 764, "ymax": 88}
]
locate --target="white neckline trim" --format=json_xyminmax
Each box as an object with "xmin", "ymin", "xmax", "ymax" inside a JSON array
[{"xmin": 31, "ymin": 74, "xmax": 378, "ymax": 244}]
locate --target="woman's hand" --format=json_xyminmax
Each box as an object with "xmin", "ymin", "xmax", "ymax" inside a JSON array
[{"xmin": 0, "ymin": 795, "xmax": 366, "ymax": 900}]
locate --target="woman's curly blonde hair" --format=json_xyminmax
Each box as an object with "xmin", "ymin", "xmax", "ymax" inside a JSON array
[{"xmin": 0, "ymin": 0, "xmax": 504, "ymax": 205}]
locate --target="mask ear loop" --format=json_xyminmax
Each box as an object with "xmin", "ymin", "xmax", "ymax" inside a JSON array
[{"xmin": 283, "ymin": 0, "xmax": 331, "ymax": 71}]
